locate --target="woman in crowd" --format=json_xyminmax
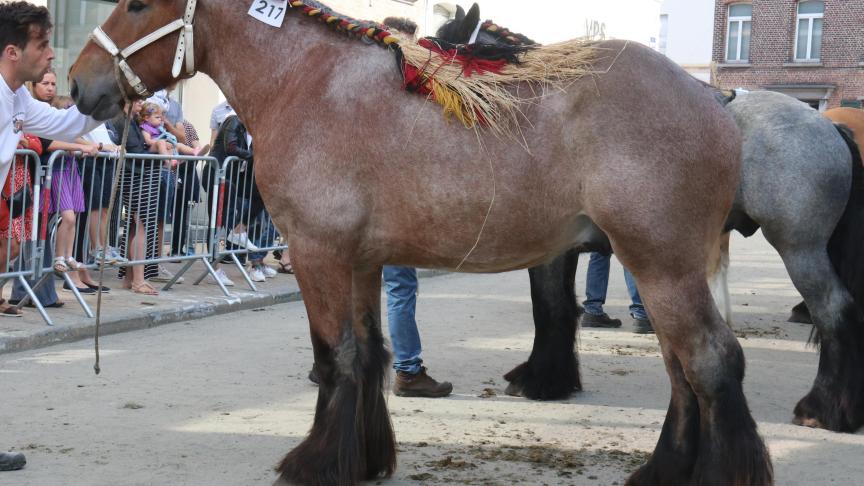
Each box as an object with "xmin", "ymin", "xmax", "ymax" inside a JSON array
[
  {"xmin": 107, "ymin": 100, "xmax": 162, "ymax": 295},
  {"xmin": 46, "ymin": 96, "xmax": 92, "ymax": 285},
  {"xmin": 0, "ymin": 135, "xmax": 40, "ymax": 316}
]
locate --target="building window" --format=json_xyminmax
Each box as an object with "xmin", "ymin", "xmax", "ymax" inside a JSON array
[
  {"xmin": 794, "ymin": 1, "xmax": 823, "ymax": 62},
  {"xmin": 726, "ymin": 4, "xmax": 751, "ymax": 62}
]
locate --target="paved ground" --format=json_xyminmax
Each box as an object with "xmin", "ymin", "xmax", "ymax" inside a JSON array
[
  {"xmin": 2, "ymin": 232, "xmax": 863, "ymax": 485},
  {"xmin": 0, "ymin": 259, "xmax": 301, "ymax": 354}
]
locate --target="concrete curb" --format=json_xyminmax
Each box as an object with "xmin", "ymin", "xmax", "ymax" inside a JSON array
[
  {"xmin": 0, "ymin": 288, "xmax": 303, "ymax": 355},
  {"xmin": 0, "ymin": 269, "xmax": 450, "ymax": 356}
]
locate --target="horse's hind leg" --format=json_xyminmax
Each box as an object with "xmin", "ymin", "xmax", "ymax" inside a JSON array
[
  {"xmin": 504, "ymin": 248, "xmax": 582, "ymax": 399},
  {"xmin": 778, "ymin": 248, "xmax": 864, "ymax": 431},
  {"xmin": 621, "ymin": 264, "xmax": 772, "ymax": 485},
  {"xmin": 277, "ymin": 249, "xmax": 395, "ymax": 484}
]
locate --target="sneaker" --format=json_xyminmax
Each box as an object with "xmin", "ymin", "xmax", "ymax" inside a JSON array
[
  {"xmin": 633, "ymin": 317, "xmax": 655, "ymax": 334},
  {"xmin": 249, "ymin": 266, "xmax": 266, "ymax": 282},
  {"xmin": 0, "ymin": 451, "xmax": 26, "ymax": 471},
  {"xmin": 150, "ymin": 265, "xmax": 185, "ymax": 284},
  {"xmin": 261, "ymin": 265, "xmax": 277, "ymax": 278},
  {"xmin": 107, "ymin": 246, "xmax": 129, "ymax": 264},
  {"xmin": 226, "ymin": 231, "xmax": 260, "ymax": 251},
  {"xmin": 581, "ymin": 312, "xmax": 622, "ymax": 328},
  {"xmin": 211, "ymin": 268, "xmax": 234, "ymax": 287},
  {"xmin": 393, "ymin": 367, "xmax": 453, "ymax": 398}
]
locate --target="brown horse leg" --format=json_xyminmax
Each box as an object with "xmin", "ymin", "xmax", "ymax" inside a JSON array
[
  {"xmin": 277, "ymin": 252, "xmax": 395, "ymax": 484},
  {"xmin": 624, "ymin": 271, "xmax": 772, "ymax": 486}
]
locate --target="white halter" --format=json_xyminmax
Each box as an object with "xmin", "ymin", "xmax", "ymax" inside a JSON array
[{"xmin": 89, "ymin": 0, "xmax": 198, "ymax": 97}]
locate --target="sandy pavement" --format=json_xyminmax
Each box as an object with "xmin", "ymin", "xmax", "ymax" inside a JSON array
[{"xmin": 1, "ymin": 232, "xmax": 863, "ymax": 485}]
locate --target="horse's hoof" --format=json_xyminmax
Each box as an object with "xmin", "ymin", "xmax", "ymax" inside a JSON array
[
  {"xmin": 502, "ymin": 360, "xmax": 580, "ymax": 401},
  {"xmin": 787, "ymin": 301, "xmax": 812, "ymax": 324},
  {"xmin": 792, "ymin": 414, "xmax": 824, "ymax": 429}
]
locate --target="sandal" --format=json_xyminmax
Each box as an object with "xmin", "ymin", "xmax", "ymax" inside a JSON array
[
  {"xmin": 53, "ymin": 257, "xmax": 69, "ymax": 273},
  {"xmin": 277, "ymin": 261, "xmax": 294, "ymax": 274},
  {"xmin": 1, "ymin": 305, "xmax": 22, "ymax": 317},
  {"xmin": 130, "ymin": 282, "xmax": 159, "ymax": 296},
  {"xmin": 65, "ymin": 257, "xmax": 82, "ymax": 271}
]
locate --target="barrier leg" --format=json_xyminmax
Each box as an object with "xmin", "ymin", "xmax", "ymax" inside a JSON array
[
  {"xmin": 60, "ymin": 272, "xmax": 94, "ymax": 318},
  {"xmin": 230, "ymin": 253, "xmax": 257, "ymax": 292},
  {"xmin": 16, "ymin": 275, "xmax": 53, "ymax": 326},
  {"xmin": 198, "ymin": 258, "xmax": 231, "ymax": 297},
  {"xmin": 162, "ymin": 259, "xmax": 195, "ymax": 291}
]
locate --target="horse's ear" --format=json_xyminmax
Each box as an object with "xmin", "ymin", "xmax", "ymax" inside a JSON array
[
  {"xmin": 458, "ymin": 3, "xmax": 481, "ymax": 42},
  {"xmin": 454, "ymin": 5, "xmax": 465, "ymax": 22}
]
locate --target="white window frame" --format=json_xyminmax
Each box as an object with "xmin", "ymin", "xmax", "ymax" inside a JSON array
[
  {"xmin": 794, "ymin": 1, "xmax": 824, "ymax": 62},
  {"xmin": 725, "ymin": 4, "xmax": 752, "ymax": 62}
]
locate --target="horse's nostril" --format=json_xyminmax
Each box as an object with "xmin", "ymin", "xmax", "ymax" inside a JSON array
[{"xmin": 70, "ymin": 80, "xmax": 79, "ymax": 102}]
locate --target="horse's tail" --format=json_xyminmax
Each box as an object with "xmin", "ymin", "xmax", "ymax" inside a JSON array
[
  {"xmin": 695, "ymin": 77, "xmax": 736, "ymax": 106},
  {"xmin": 827, "ymin": 123, "xmax": 864, "ymax": 313},
  {"xmin": 707, "ymin": 232, "xmax": 732, "ymax": 326}
]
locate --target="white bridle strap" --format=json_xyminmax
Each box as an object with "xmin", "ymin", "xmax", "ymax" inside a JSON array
[{"xmin": 89, "ymin": 0, "xmax": 198, "ymax": 97}]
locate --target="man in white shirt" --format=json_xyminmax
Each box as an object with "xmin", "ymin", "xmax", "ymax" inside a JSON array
[{"xmin": 0, "ymin": 1, "xmax": 100, "ymax": 472}]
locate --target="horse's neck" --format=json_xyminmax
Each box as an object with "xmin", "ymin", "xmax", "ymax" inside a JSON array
[{"xmin": 196, "ymin": 3, "xmax": 387, "ymax": 131}]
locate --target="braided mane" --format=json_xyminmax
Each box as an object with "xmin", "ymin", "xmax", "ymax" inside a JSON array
[
  {"xmin": 287, "ymin": 1, "xmax": 401, "ymax": 47},
  {"xmin": 287, "ymin": 1, "xmax": 597, "ymax": 139}
]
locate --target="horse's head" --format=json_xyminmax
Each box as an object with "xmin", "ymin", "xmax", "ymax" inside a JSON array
[
  {"xmin": 435, "ymin": 3, "xmax": 480, "ymax": 44},
  {"xmin": 69, "ymin": 0, "xmax": 194, "ymax": 120}
]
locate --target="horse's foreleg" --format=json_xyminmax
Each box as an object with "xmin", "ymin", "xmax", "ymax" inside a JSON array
[
  {"xmin": 779, "ymin": 249, "xmax": 864, "ymax": 432},
  {"xmin": 625, "ymin": 271, "xmax": 772, "ymax": 486},
  {"xmin": 277, "ymin": 250, "xmax": 395, "ymax": 485},
  {"xmin": 504, "ymin": 248, "xmax": 582, "ymax": 400}
]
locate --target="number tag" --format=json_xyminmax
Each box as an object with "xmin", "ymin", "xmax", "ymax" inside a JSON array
[{"xmin": 248, "ymin": 0, "xmax": 288, "ymax": 28}]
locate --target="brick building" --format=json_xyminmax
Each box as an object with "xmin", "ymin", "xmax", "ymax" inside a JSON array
[{"xmin": 712, "ymin": 0, "xmax": 864, "ymax": 110}]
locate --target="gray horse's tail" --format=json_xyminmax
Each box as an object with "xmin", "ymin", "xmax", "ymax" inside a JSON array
[
  {"xmin": 695, "ymin": 78, "xmax": 736, "ymax": 106},
  {"xmin": 827, "ymin": 124, "xmax": 864, "ymax": 316}
]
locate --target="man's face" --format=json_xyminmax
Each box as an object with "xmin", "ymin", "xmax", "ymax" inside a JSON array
[{"xmin": 19, "ymin": 27, "xmax": 54, "ymax": 83}]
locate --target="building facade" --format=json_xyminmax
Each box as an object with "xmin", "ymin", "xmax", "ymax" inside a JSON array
[
  {"xmin": 713, "ymin": 0, "xmax": 864, "ymax": 110},
  {"xmin": 658, "ymin": 0, "xmax": 715, "ymax": 82}
]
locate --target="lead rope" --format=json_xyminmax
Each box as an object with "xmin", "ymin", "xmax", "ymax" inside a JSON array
[{"xmin": 93, "ymin": 59, "xmax": 134, "ymax": 375}]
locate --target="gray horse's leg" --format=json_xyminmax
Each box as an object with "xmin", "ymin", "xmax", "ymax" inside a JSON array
[
  {"xmin": 504, "ymin": 248, "xmax": 582, "ymax": 399},
  {"xmin": 776, "ymin": 248, "xmax": 864, "ymax": 431}
]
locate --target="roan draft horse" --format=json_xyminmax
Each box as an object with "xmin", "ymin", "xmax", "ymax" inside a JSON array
[
  {"xmin": 788, "ymin": 106, "xmax": 864, "ymax": 325},
  {"xmin": 68, "ymin": 1, "xmax": 772, "ymax": 484},
  {"xmin": 518, "ymin": 91, "xmax": 864, "ymax": 435}
]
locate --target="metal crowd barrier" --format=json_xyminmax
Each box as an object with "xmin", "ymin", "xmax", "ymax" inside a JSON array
[
  {"xmin": 1, "ymin": 149, "xmax": 288, "ymax": 326},
  {"xmin": 182, "ymin": 155, "xmax": 288, "ymax": 296}
]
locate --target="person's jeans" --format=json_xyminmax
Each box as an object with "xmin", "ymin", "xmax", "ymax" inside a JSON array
[
  {"xmin": 583, "ymin": 252, "xmax": 647, "ymax": 320},
  {"xmin": 248, "ymin": 211, "xmax": 277, "ymax": 262},
  {"xmin": 384, "ymin": 266, "xmax": 422, "ymax": 374}
]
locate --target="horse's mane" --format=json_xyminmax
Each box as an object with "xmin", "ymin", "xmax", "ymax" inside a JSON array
[
  {"xmin": 288, "ymin": 1, "xmax": 597, "ymax": 139},
  {"xmin": 286, "ymin": 1, "xmax": 401, "ymax": 47},
  {"xmin": 478, "ymin": 21, "xmax": 537, "ymax": 47}
]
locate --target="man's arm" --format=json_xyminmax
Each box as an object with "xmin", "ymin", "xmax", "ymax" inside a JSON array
[{"xmin": 22, "ymin": 89, "xmax": 101, "ymax": 142}]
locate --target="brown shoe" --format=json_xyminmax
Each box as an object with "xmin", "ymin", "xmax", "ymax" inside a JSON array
[{"xmin": 393, "ymin": 367, "xmax": 453, "ymax": 398}]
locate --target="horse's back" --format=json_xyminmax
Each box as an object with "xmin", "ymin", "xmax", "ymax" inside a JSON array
[
  {"xmin": 825, "ymin": 107, "xmax": 864, "ymax": 153},
  {"xmin": 563, "ymin": 40, "xmax": 740, "ymax": 255},
  {"xmin": 728, "ymin": 91, "xmax": 851, "ymax": 239}
]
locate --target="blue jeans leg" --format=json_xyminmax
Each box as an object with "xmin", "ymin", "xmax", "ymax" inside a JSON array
[
  {"xmin": 248, "ymin": 212, "xmax": 276, "ymax": 261},
  {"xmin": 623, "ymin": 268, "xmax": 648, "ymax": 320},
  {"xmin": 583, "ymin": 252, "xmax": 611, "ymax": 315},
  {"xmin": 383, "ymin": 266, "xmax": 422, "ymax": 374}
]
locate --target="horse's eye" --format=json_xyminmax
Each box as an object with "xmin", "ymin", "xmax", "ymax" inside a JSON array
[{"xmin": 127, "ymin": 0, "xmax": 146, "ymax": 13}]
